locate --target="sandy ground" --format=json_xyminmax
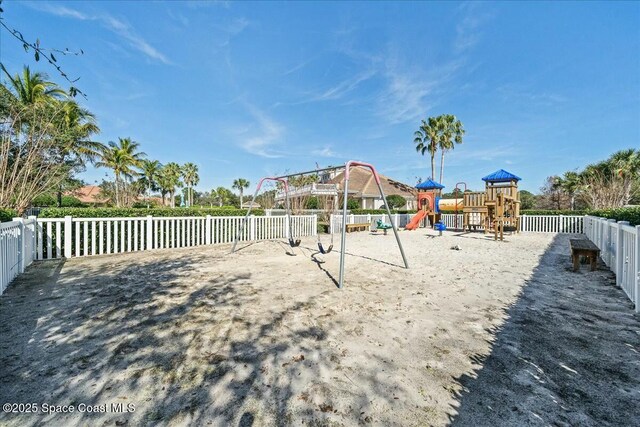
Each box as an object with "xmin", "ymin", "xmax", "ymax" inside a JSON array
[{"xmin": 0, "ymin": 230, "xmax": 638, "ymax": 427}]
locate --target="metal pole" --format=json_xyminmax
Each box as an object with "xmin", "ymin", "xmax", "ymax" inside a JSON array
[
  {"xmin": 338, "ymin": 174, "xmax": 350, "ymax": 289},
  {"xmin": 230, "ymin": 181, "xmax": 262, "ymax": 253},
  {"xmin": 376, "ymin": 182, "xmax": 409, "ymax": 269}
]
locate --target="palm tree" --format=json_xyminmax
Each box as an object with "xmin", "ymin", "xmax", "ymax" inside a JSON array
[
  {"xmin": 181, "ymin": 163, "xmax": 199, "ymax": 207},
  {"xmin": 556, "ymin": 171, "xmax": 582, "ymax": 210},
  {"xmin": 139, "ymin": 159, "xmax": 162, "ymax": 208},
  {"xmin": 96, "ymin": 138, "xmax": 145, "ymax": 207},
  {"xmin": 1, "ymin": 65, "xmax": 66, "ymax": 105},
  {"xmin": 56, "ymin": 99, "xmax": 103, "ymax": 206},
  {"xmin": 156, "ymin": 169, "xmax": 173, "ymax": 206},
  {"xmin": 437, "ymin": 114, "xmax": 464, "ymax": 185},
  {"xmin": 232, "ymin": 178, "xmax": 250, "ymax": 208},
  {"xmin": 414, "ymin": 117, "xmax": 441, "ymax": 181},
  {"xmin": 163, "ymin": 162, "xmax": 183, "ymax": 207},
  {"xmin": 611, "ymin": 149, "xmax": 640, "ymax": 205}
]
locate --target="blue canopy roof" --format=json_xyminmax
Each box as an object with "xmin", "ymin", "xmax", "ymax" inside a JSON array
[
  {"xmin": 416, "ymin": 179, "xmax": 445, "ymax": 190},
  {"xmin": 482, "ymin": 169, "xmax": 522, "ymax": 183}
]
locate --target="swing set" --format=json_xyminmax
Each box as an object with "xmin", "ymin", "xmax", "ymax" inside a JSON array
[{"xmin": 230, "ymin": 160, "xmax": 409, "ymax": 289}]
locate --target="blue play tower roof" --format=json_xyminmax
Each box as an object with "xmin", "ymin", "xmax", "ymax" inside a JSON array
[
  {"xmin": 481, "ymin": 169, "xmax": 522, "ymax": 183},
  {"xmin": 416, "ymin": 179, "xmax": 445, "ymax": 190}
]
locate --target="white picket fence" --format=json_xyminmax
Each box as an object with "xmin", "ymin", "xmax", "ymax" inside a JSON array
[
  {"xmin": 0, "ymin": 215, "xmax": 316, "ymax": 294},
  {"xmin": 0, "ymin": 217, "xmax": 37, "ymax": 294},
  {"xmin": 331, "ymin": 213, "xmax": 584, "ymax": 234},
  {"xmin": 584, "ymin": 216, "xmax": 639, "ymax": 312}
]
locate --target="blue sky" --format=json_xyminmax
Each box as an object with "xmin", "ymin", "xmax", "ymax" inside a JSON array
[{"xmin": 1, "ymin": 1, "xmax": 639, "ymax": 193}]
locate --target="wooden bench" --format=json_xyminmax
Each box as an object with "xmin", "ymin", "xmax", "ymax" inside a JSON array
[
  {"xmin": 570, "ymin": 238, "xmax": 600, "ymax": 272},
  {"xmin": 346, "ymin": 223, "xmax": 370, "ymax": 233}
]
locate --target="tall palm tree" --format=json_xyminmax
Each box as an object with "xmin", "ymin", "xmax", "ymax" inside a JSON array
[
  {"xmin": 56, "ymin": 99, "xmax": 103, "ymax": 206},
  {"xmin": 437, "ymin": 114, "xmax": 464, "ymax": 185},
  {"xmin": 156, "ymin": 169, "xmax": 173, "ymax": 207},
  {"xmin": 181, "ymin": 163, "xmax": 199, "ymax": 207},
  {"xmin": 163, "ymin": 162, "xmax": 183, "ymax": 208},
  {"xmin": 556, "ymin": 171, "xmax": 582, "ymax": 210},
  {"xmin": 1, "ymin": 65, "xmax": 66, "ymax": 105},
  {"xmin": 611, "ymin": 149, "xmax": 640, "ymax": 205},
  {"xmin": 139, "ymin": 159, "xmax": 162, "ymax": 208},
  {"xmin": 96, "ymin": 138, "xmax": 145, "ymax": 207},
  {"xmin": 414, "ymin": 117, "xmax": 441, "ymax": 181},
  {"xmin": 232, "ymin": 178, "xmax": 250, "ymax": 208}
]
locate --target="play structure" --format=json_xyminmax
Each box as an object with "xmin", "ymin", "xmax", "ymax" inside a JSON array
[
  {"xmin": 231, "ymin": 161, "xmax": 409, "ymax": 288},
  {"xmin": 405, "ymin": 179, "xmax": 446, "ymax": 230},
  {"xmin": 462, "ymin": 169, "xmax": 521, "ymax": 241},
  {"xmin": 405, "ymin": 169, "xmax": 521, "ymax": 241}
]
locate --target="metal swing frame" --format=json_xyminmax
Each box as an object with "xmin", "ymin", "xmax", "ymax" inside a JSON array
[
  {"xmin": 337, "ymin": 161, "xmax": 409, "ymax": 289},
  {"xmin": 230, "ymin": 177, "xmax": 300, "ymax": 253}
]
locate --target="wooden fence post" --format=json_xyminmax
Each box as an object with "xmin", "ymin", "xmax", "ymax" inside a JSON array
[
  {"xmin": 313, "ymin": 214, "xmax": 318, "ymax": 236},
  {"xmin": 205, "ymin": 215, "xmax": 212, "ymax": 245},
  {"xmin": 146, "ymin": 215, "xmax": 153, "ymax": 250},
  {"xmin": 616, "ymin": 221, "xmax": 629, "ymax": 288},
  {"xmin": 12, "ymin": 218, "xmax": 25, "ymax": 273},
  {"xmin": 64, "ymin": 216, "xmax": 72, "ymax": 258},
  {"xmin": 606, "ymin": 219, "xmax": 616, "ymax": 267},
  {"xmin": 28, "ymin": 216, "xmax": 37, "ymax": 261}
]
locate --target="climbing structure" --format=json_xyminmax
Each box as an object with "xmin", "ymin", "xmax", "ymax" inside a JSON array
[
  {"xmin": 405, "ymin": 179, "xmax": 444, "ymax": 230},
  {"xmin": 462, "ymin": 169, "xmax": 521, "ymax": 241}
]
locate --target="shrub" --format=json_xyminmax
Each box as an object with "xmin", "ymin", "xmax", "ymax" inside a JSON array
[
  {"xmin": 346, "ymin": 198, "xmax": 360, "ymax": 210},
  {"xmin": 31, "ymin": 194, "xmax": 87, "ymax": 208},
  {"xmin": 587, "ymin": 207, "xmax": 640, "ymax": 226},
  {"xmin": 521, "ymin": 210, "xmax": 587, "ymax": 216},
  {"xmin": 38, "ymin": 207, "xmax": 264, "ymax": 218},
  {"xmin": 386, "ymin": 195, "xmax": 406, "ymax": 209},
  {"xmin": 0, "ymin": 209, "xmax": 17, "ymax": 222}
]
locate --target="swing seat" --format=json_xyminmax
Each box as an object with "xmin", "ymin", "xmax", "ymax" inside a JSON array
[
  {"xmin": 289, "ymin": 238, "xmax": 301, "ymax": 247},
  {"xmin": 318, "ymin": 243, "xmax": 333, "ymax": 254}
]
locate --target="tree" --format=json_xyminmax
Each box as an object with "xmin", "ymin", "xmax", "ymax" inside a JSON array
[
  {"xmin": 232, "ymin": 178, "xmax": 250, "ymax": 208},
  {"xmin": 414, "ymin": 117, "xmax": 440, "ymax": 181},
  {"xmin": 437, "ymin": 114, "xmax": 464, "ymax": 184},
  {"xmin": 181, "ymin": 162, "xmax": 199, "ymax": 207},
  {"xmin": 96, "ymin": 138, "xmax": 145, "ymax": 207},
  {"xmin": 139, "ymin": 159, "xmax": 161, "ymax": 208},
  {"xmin": 386, "ymin": 195, "xmax": 406, "ymax": 209},
  {"xmin": 55, "ymin": 99, "xmax": 102, "ymax": 206},
  {"xmin": 1, "ymin": 65, "xmax": 66, "ymax": 106},
  {"xmin": 160, "ymin": 162, "xmax": 183, "ymax": 208},
  {"xmin": 518, "ymin": 190, "xmax": 536, "ymax": 210},
  {"xmin": 0, "ymin": 71, "xmax": 98, "ymax": 213},
  {"xmin": 555, "ymin": 171, "xmax": 581, "ymax": 210}
]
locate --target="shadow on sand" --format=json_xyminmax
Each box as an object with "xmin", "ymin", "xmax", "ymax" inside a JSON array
[{"xmin": 448, "ymin": 233, "xmax": 640, "ymax": 426}]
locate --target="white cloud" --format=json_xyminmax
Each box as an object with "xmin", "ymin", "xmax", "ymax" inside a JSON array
[
  {"xmin": 454, "ymin": 2, "xmax": 493, "ymax": 53},
  {"xmin": 235, "ymin": 103, "xmax": 285, "ymax": 158},
  {"xmin": 25, "ymin": 3, "xmax": 170, "ymax": 64},
  {"xmin": 312, "ymin": 146, "xmax": 339, "ymax": 158}
]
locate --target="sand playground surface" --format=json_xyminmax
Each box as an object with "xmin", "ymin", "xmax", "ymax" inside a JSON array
[{"xmin": 1, "ymin": 230, "xmax": 639, "ymax": 426}]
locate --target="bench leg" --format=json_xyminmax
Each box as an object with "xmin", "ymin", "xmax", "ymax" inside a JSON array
[
  {"xmin": 572, "ymin": 254, "xmax": 579, "ymax": 272},
  {"xmin": 590, "ymin": 255, "xmax": 597, "ymax": 271}
]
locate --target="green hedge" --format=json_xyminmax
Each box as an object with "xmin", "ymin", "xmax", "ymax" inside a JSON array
[
  {"xmin": 0, "ymin": 209, "xmax": 17, "ymax": 222},
  {"xmin": 38, "ymin": 207, "xmax": 264, "ymax": 218},
  {"xmin": 587, "ymin": 207, "xmax": 640, "ymax": 226}
]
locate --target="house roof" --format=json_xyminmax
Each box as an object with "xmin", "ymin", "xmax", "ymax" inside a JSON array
[
  {"xmin": 329, "ymin": 166, "xmax": 417, "ymax": 198},
  {"xmin": 66, "ymin": 185, "xmax": 109, "ymax": 203},
  {"xmin": 416, "ymin": 179, "xmax": 445, "ymax": 190},
  {"xmin": 481, "ymin": 169, "xmax": 522, "ymax": 183}
]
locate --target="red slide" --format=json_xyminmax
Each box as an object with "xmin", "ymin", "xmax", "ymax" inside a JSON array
[{"xmin": 404, "ymin": 210, "xmax": 427, "ymax": 230}]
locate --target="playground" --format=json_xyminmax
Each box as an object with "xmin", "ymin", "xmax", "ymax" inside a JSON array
[{"xmin": 1, "ymin": 231, "xmax": 638, "ymax": 426}]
